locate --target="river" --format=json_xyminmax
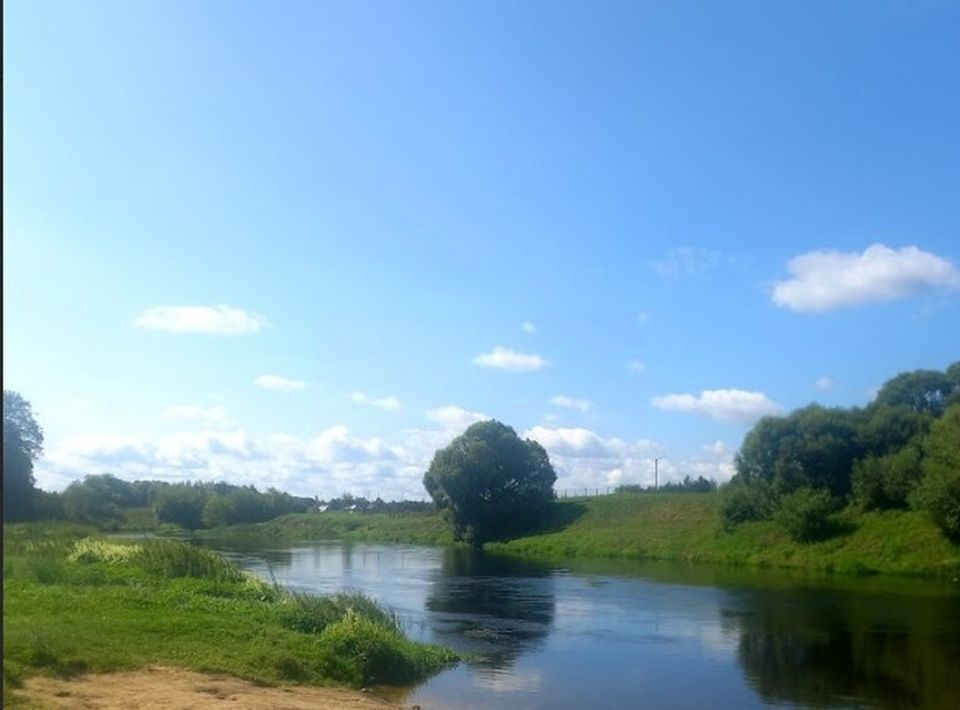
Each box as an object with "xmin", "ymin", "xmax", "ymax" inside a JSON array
[{"xmin": 200, "ymin": 539, "xmax": 960, "ymax": 709}]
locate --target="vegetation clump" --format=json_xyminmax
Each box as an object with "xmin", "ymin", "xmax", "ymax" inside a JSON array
[
  {"xmin": 774, "ymin": 488, "xmax": 835, "ymax": 542},
  {"xmin": 721, "ymin": 362, "xmax": 960, "ymax": 543},
  {"xmin": 423, "ymin": 420, "xmax": 557, "ymax": 545},
  {"xmin": 3, "ymin": 530, "xmax": 456, "ymax": 700}
]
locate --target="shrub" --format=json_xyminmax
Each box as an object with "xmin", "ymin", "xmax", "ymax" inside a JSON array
[
  {"xmin": 719, "ymin": 477, "xmax": 776, "ymax": 530},
  {"xmin": 852, "ymin": 444, "xmax": 923, "ymax": 511},
  {"xmin": 911, "ymin": 405, "xmax": 960, "ymax": 541},
  {"xmin": 319, "ymin": 610, "xmax": 453, "ymax": 686},
  {"xmin": 775, "ymin": 488, "xmax": 834, "ymax": 543}
]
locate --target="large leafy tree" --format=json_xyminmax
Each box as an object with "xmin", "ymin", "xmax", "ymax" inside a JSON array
[
  {"xmin": 423, "ymin": 420, "xmax": 556, "ymax": 545},
  {"xmin": 3, "ymin": 390, "xmax": 45, "ymax": 521},
  {"xmin": 874, "ymin": 368, "xmax": 956, "ymax": 415},
  {"xmin": 735, "ymin": 405, "xmax": 863, "ymax": 497}
]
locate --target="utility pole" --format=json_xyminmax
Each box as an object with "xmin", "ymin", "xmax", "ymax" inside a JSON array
[{"xmin": 655, "ymin": 457, "xmax": 660, "ymax": 490}]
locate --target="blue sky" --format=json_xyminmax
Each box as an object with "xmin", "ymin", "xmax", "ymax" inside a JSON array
[{"xmin": 5, "ymin": 0, "xmax": 959, "ymax": 499}]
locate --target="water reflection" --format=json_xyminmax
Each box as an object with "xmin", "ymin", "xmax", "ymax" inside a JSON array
[
  {"xmin": 425, "ymin": 549, "xmax": 556, "ymax": 670},
  {"xmin": 724, "ymin": 586, "xmax": 960, "ymax": 709},
  {"xmin": 192, "ymin": 537, "xmax": 960, "ymax": 710}
]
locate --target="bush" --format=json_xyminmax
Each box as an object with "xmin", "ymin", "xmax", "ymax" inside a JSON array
[
  {"xmin": 775, "ymin": 488, "xmax": 834, "ymax": 543},
  {"xmin": 719, "ymin": 477, "xmax": 776, "ymax": 531},
  {"xmin": 319, "ymin": 610, "xmax": 453, "ymax": 686},
  {"xmin": 911, "ymin": 405, "xmax": 960, "ymax": 541},
  {"xmin": 852, "ymin": 444, "xmax": 923, "ymax": 511}
]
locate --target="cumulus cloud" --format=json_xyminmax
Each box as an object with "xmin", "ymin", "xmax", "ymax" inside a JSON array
[
  {"xmin": 162, "ymin": 405, "xmax": 227, "ymax": 424},
  {"xmin": 425, "ymin": 405, "xmax": 489, "ymax": 431},
  {"xmin": 134, "ymin": 305, "xmax": 265, "ymax": 334},
  {"xmin": 522, "ymin": 321, "xmax": 537, "ymax": 333},
  {"xmin": 35, "ymin": 426, "xmax": 410, "ymax": 500},
  {"xmin": 649, "ymin": 247, "xmax": 722, "ymax": 277},
  {"xmin": 814, "ymin": 376, "xmax": 834, "ymax": 391},
  {"xmin": 523, "ymin": 425, "xmax": 669, "ymax": 491},
  {"xmin": 772, "ymin": 244, "xmax": 960, "ymax": 312},
  {"xmin": 627, "ymin": 360, "xmax": 647, "ymax": 374},
  {"xmin": 651, "ymin": 388, "xmax": 781, "ymax": 423},
  {"xmin": 253, "ymin": 374, "xmax": 307, "ymax": 391},
  {"xmin": 550, "ymin": 396, "xmax": 592, "ymax": 413},
  {"xmin": 348, "ymin": 392, "xmax": 402, "ymax": 412},
  {"xmin": 472, "ymin": 346, "xmax": 548, "ymax": 372}
]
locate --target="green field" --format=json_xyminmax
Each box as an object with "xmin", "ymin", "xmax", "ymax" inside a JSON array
[
  {"xmin": 2, "ymin": 523, "xmax": 456, "ymax": 707},
  {"xmin": 223, "ymin": 493, "xmax": 960, "ymax": 578}
]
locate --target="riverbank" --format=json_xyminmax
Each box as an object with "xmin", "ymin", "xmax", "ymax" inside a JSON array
[
  {"xmin": 9, "ymin": 666, "xmax": 405, "ymax": 710},
  {"xmin": 2, "ymin": 524, "xmax": 456, "ymax": 708},
  {"xmin": 212, "ymin": 493, "xmax": 960, "ymax": 578}
]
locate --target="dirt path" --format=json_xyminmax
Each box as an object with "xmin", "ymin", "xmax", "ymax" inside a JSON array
[{"xmin": 14, "ymin": 666, "xmax": 416, "ymax": 709}]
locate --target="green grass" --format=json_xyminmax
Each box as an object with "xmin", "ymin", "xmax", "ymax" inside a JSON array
[
  {"xmin": 487, "ymin": 493, "xmax": 960, "ymax": 578},
  {"xmin": 3, "ymin": 525, "xmax": 457, "ymax": 706}
]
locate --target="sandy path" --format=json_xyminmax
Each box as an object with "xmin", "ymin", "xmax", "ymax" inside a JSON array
[{"xmin": 15, "ymin": 666, "xmax": 415, "ymax": 710}]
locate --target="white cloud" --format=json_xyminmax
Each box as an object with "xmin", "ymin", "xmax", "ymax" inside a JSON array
[
  {"xmin": 772, "ymin": 244, "xmax": 960, "ymax": 312},
  {"xmin": 814, "ymin": 376, "xmax": 834, "ymax": 391},
  {"xmin": 35, "ymin": 426, "xmax": 410, "ymax": 500},
  {"xmin": 627, "ymin": 359, "xmax": 647, "ymax": 374},
  {"xmin": 651, "ymin": 388, "xmax": 781, "ymax": 423},
  {"xmin": 134, "ymin": 305, "xmax": 265, "ymax": 334},
  {"xmin": 550, "ymin": 395, "xmax": 592, "ymax": 413},
  {"xmin": 253, "ymin": 374, "xmax": 307, "ymax": 392},
  {"xmin": 523, "ymin": 425, "xmax": 666, "ymax": 491},
  {"xmin": 636, "ymin": 311, "xmax": 650, "ymax": 324},
  {"xmin": 425, "ymin": 405, "xmax": 489, "ymax": 431},
  {"xmin": 348, "ymin": 392, "xmax": 402, "ymax": 412},
  {"xmin": 162, "ymin": 405, "xmax": 227, "ymax": 424},
  {"xmin": 472, "ymin": 346, "xmax": 548, "ymax": 372},
  {"xmin": 649, "ymin": 247, "xmax": 722, "ymax": 277},
  {"xmin": 521, "ymin": 321, "xmax": 537, "ymax": 333}
]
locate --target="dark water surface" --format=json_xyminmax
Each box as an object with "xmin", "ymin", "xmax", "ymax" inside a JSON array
[{"xmin": 202, "ymin": 539, "xmax": 960, "ymax": 709}]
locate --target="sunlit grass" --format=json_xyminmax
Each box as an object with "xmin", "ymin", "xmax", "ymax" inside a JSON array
[{"xmin": 3, "ymin": 525, "xmax": 457, "ymax": 702}]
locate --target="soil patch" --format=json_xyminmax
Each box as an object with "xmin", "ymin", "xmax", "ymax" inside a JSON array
[{"xmin": 15, "ymin": 666, "xmax": 410, "ymax": 709}]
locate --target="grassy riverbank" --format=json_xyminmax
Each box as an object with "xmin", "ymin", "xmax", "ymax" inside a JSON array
[
  {"xmin": 221, "ymin": 493, "xmax": 960, "ymax": 578},
  {"xmin": 489, "ymin": 493, "xmax": 960, "ymax": 577},
  {"xmin": 2, "ymin": 523, "xmax": 456, "ymax": 708}
]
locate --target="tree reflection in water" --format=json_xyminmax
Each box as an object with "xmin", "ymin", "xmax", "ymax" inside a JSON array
[
  {"xmin": 724, "ymin": 586, "xmax": 960, "ymax": 708},
  {"xmin": 425, "ymin": 548, "xmax": 556, "ymax": 670}
]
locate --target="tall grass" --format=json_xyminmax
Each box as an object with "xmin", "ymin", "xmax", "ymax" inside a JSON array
[
  {"xmin": 3, "ymin": 527, "xmax": 457, "ymax": 695},
  {"xmin": 134, "ymin": 540, "xmax": 246, "ymax": 582}
]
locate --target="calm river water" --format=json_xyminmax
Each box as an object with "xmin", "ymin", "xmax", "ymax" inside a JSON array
[{"xmin": 202, "ymin": 539, "xmax": 960, "ymax": 709}]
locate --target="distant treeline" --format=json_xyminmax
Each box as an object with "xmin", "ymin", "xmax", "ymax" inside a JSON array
[
  {"xmin": 723, "ymin": 362, "xmax": 960, "ymax": 543},
  {"xmin": 28, "ymin": 475, "xmax": 435, "ymax": 530},
  {"xmin": 33, "ymin": 475, "xmax": 317, "ymax": 529},
  {"xmin": 616, "ymin": 475, "xmax": 718, "ymax": 494}
]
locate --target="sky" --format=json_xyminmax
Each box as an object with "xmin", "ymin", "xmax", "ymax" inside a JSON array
[{"xmin": 4, "ymin": 0, "xmax": 959, "ymax": 500}]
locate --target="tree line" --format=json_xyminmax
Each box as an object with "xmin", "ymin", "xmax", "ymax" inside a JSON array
[{"xmin": 722, "ymin": 362, "xmax": 960, "ymax": 542}]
